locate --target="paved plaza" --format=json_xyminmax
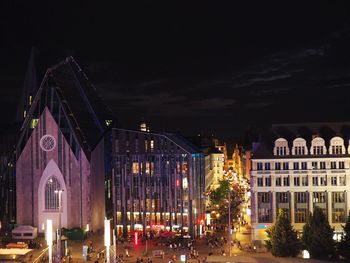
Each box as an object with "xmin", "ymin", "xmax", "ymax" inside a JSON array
[{"xmin": 17, "ymin": 226, "xmax": 336, "ymax": 263}]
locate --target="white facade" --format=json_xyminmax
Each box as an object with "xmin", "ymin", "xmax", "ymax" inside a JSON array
[{"xmin": 251, "ymin": 136, "xmax": 350, "ymax": 241}]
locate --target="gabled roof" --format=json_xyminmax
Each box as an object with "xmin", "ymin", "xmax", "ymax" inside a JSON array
[
  {"xmin": 17, "ymin": 57, "xmax": 115, "ymax": 158},
  {"xmin": 49, "ymin": 57, "xmax": 114, "ymax": 149}
]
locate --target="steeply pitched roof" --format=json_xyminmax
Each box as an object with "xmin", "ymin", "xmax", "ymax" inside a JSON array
[
  {"xmin": 18, "ymin": 57, "xmax": 115, "ymax": 158},
  {"xmin": 49, "ymin": 57, "xmax": 114, "ymax": 149}
]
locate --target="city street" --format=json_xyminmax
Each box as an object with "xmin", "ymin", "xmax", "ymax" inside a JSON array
[{"xmin": 22, "ymin": 227, "xmax": 335, "ymax": 263}]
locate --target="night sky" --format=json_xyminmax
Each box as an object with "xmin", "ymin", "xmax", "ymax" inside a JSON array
[{"xmin": 2, "ymin": 2, "xmax": 350, "ymax": 139}]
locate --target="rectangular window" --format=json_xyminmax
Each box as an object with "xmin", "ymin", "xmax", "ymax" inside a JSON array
[
  {"xmin": 258, "ymin": 192, "xmax": 272, "ymax": 223},
  {"xmin": 257, "ymin": 162, "xmax": 263, "ymax": 170},
  {"xmin": 332, "ymin": 192, "xmax": 346, "ymax": 223},
  {"xmin": 293, "ymin": 162, "xmax": 299, "ymax": 170},
  {"xmin": 312, "ymin": 177, "xmax": 318, "ymax": 186},
  {"xmin": 294, "ymin": 177, "xmax": 300, "ymax": 186},
  {"xmin": 301, "ymin": 162, "xmax": 307, "ymax": 170},
  {"xmin": 275, "ymin": 177, "xmax": 282, "ymax": 187},
  {"xmin": 264, "ymin": 163, "xmax": 271, "ymax": 170},
  {"xmin": 331, "ymin": 162, "xmax": 337, "ymax": 169},
  {"xmin": 331, "ymin": 176, "xmax": 337, "ymax": 186},
  {"xmin": 320, "ymin": 176, "xmax": 327, "ymax": 186},
  {"xmin": 301, "ymin": 176, "xmax": 308, "ymax": 186},
  {"xmin": 339, "ymin": 161, "xmax": 345, "ymax": 169},
  {"xmin": 314, "ymin": 146, "xmax": 324, "ymax": 155},
  {"xmin": 320, "ymin": 162, "xmax": 326, "ymax": 169},
  {"xmin": 276, "ymin": 192, "xmax": 289, "ymax": 203},
  {"xmin": 276, "ymin": 192, "xmax": 290, "ymax": 220},
  {"xmin": 339, "ymin": 175, "xmax": 346, "ymax": 186},
  {"xmin": 265, "ymin": 177, "xmax": 271, "ymax": 187},
  {"xmin": 275, "ymin": 162, "xmax": 281, "ymax": 170},
  {"xmin": 294, "ymin": 192, "xmax": 308, "ymax": 223},
  {"xmin": 283, "ymin": 162, "xmax": 289, "ymax": 170},
  {"xmin": 257, "ymin": 178, "xmax": 263, "ymax": 187},
  {"xmin": 283, "ymin": 176, "xmax": 290, "ymax": 186},
  {"xmin": 313, "ymin": 192, "xmax": 326, "ymax": 203},
  {"xmin": 313, "ymin": 192, "xmax": 327, "ymax": 215},
  {"xmin": 132, "ymin": 162, "xmax": 139, "ymax": 174},
  {"xmin": 333, "ymin": 145, "xmax": 342, "ymax": 154},
  {"xmin": 312, "ymin": 162, "xmax": 318, "ymax": 169}
]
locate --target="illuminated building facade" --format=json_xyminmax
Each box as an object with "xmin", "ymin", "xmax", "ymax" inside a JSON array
[
  {"xmin": 251, "ymin": 123, "xmax": 350, "ymax": 241},
  {"xmin": 15, "ymin": 57, "xmax": 113, "ymax": 233},
  {"xmin": 112, "ymin": 129, "xmax": 205, "ymax": 237}
]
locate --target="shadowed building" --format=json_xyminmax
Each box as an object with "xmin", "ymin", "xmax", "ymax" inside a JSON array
[
  {"xmin": 112, "ymin": 129, "xmax": 205, "ymax": 237},
  {"xmin": 15, "ymin": 57, "xmax": 114, "ymax": 232}
]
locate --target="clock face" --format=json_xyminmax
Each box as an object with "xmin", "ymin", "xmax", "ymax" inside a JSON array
[{"xmin": 40, "ymin": 135, "xmax": 56, "ymax": 152}]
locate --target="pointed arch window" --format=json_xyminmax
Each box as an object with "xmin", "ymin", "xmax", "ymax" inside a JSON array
[{"xmin": 45, "ymin": 177, "xmax": 61, "ymax": 211}]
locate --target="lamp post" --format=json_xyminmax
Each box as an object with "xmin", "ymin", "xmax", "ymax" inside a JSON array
[
  {"xmin": 46, "ymin": 219, "xmax": 53, "ymax": 263},
  {"xmin": 105, "ymin": 219, "xmax": 111, "ymax": 263},
  {"xmin": 55, "ymin": 189, "xmax": 63, "ymax": 261},
  {"xmin": 228, "ymin": 189, "xmax": 232, "ymax": 257}
]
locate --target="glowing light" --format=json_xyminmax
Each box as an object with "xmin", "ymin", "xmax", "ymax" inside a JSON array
[
  {"xmin": 206, "ymin": 213, "xmax": 211, "ymax": 225},
  {"xmin": 104, "ymin": 219, "xmax": 110, "ymax": 246},
  {"xmin": 135, "ymin": 232, "xmax": 138, "ymax": 245},
  {"xmin": 46, "ymin": 220, "xmax": 53, "ymax": 246},
  {"xmin": 302, "ymin": 250, "xmax": 310, "ymax": 259},
  {"xmin": 86, "ymin": 224, "xmax": 89, "ymax": 232}
]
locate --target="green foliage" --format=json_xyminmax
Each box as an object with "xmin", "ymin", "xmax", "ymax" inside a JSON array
[
  {"xmin": 265, "ymin": 209, "xmax": 300, "ymax": 257},
  {"xmin": 208, "ymin": 179, "xmax": 244, "ymax": 221},
  {"xmin": 337, "ymin": 211, "xmax": 350, "ymax": 259},
  {"xmin": 302, "ymin": 206, "xmax": 335, "ymax": 258}
]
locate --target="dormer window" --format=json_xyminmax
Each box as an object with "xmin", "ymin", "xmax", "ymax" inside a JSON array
[
  {"xmin": 274, "ymin": 138, "xmax": 289, "ymax": 156},
  {"xmin": 311, "ymin": 137, "xmax": 326, "ymax": 155},
  {"xmin": 292, "ymin": 138, "xmax": 307, "ymax": 155},
  {"xmin": 329, "ymin": 137, "xmax": 345, "ymax": 155}
]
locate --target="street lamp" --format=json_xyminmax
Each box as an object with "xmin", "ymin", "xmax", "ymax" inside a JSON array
[
  {"xmin": 46, "ymin": 219, "xmax": 53, "ymax": 263},
  {"xmin": 54, "ymin": 189, "xmax": 63, "ymax": 261},
  {"xmin": 105, "ymin": 219, "xmax": 111, "ymax": 263},
  {"xmin": 228, "ymin": 188, "xmax": 232, "ymax": 257}
]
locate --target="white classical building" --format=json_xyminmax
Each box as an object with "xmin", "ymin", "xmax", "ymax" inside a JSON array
[{"xmin": 251, "ymin": 131, "xmax": 350, "ymax": 241}]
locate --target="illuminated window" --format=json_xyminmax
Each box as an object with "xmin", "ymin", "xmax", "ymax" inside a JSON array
[
  {"xmin": 182, "ymin": 178, "xmax": 188, "ymax": 189},
  {"xmin": 30, "ymin": 119, "xmax": 39, "ymax": 129},
  {"xmin": 150, "ymin": 140, "xmax": 154, "ymax": 150},
  {"xmin": 132, "ymin": 162, "xmax": 139, "ymax": 174},
  {"xmin": 45, "ymin": 177, "xmax": 60, "ymax": 211},
  {"xmin": 145, "ymin": 162, "xmax": 150, "ymax": 174},
  {"xmin": 105, "ymin": 120, "xmax": 113, "ymax": 126}
]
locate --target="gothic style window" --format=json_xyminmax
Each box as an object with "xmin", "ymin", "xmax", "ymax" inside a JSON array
[{"xmin": 45, "ymin": 177, "xmax": 60, "ymax": 211}]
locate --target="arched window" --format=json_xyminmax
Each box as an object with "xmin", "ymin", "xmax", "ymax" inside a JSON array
[
  {"xmin": 329, "ymin": 137, "xmax": 345, "ymax": 155},
  {"xmin": 45, "ymin": 177, "xmax": 60, "ymax": 211},
  {"xmin": 273, "ymin": 138, "xmax": 290, "ymax": 156},
  {"xmin": 311, "ymin": 137, "xmax": 326, "ymax": 155},
  {"xmin": 292, "ymin": 138, "xmax": 308, "ymax": 155}
]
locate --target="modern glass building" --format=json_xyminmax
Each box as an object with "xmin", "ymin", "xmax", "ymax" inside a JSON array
[{"xmin": 112, "ymin": 129, "xmax": 205, "ymax": 238}]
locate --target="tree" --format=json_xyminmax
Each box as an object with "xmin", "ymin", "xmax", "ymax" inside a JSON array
[
  {"xmin": 265, "ymin": 209, "xmax": 300, "ymax": 257},
  {"xmin": 208, "ymin": 179, "xmax": 244, "ymax": 222},
  {"xmin": 302, "ymin": 206, "xmax": 335, "ymax": 258},
  {"xmin": 337, "ymin": 211, "xmax": 350, "ymax": 259}
]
